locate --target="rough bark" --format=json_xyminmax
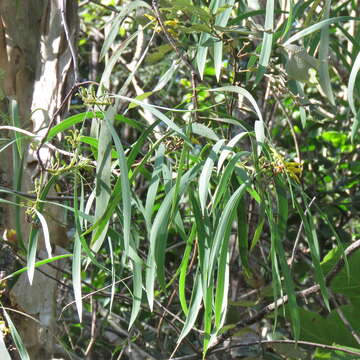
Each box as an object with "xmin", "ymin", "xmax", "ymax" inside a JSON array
[{"xmin": 0, "ymin": 1, "xmax": 78, "ymax": 358}]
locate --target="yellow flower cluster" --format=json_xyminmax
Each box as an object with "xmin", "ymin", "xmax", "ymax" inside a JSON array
[{"xmin": 270, "ymin": 148, "xmax": 303, "ymax": 183}]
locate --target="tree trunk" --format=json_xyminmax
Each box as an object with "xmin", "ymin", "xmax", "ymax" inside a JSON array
[{"xmin": 0, "ymin": 1, "xmax": 78, "ymax": 358}]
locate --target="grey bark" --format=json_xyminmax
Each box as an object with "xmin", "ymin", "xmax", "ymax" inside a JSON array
[{"xmin": 0, "ymin": 1, "xmax": 78, "ymax": 358}]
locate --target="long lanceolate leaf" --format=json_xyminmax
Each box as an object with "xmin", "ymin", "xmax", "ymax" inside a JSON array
[
  {"xmin": 255, "ymin": 0, "xmax": 274, "ymax": 85},
  {"xmin": 318, "ymin": 0, "xmax": 335, "ymax": 105},
  {"xmin": 283, "ymin": 16, "xmax": 355, "ymax": 46},
  {"xmin": 144, "ymin": 144, "xmax": 165, "ymax": 231},
  {"xmin": 179, "ymin": 224, "xmax": 196, "ymax": 315},
  {"xmin": 214, "ymin": 0, "xmax": 235, "ymax": 81},
  {"xmin": 146, "ymin": 164, "xmax": 201, "ymax": 310},
  {"xmin": 90, "ymin": 107, "xmax": 114, "ymax": 254},
  {"xmin": 199, "ymin": 139, "xmax": 225, "ymax": 214},
  {"xmin": 176, "ymin": 271, "xmax": 203, "ymax": 345},
  {"xmin": 2, "ymin": 308, "xmax": 30, "ymax": 360},
  {"xmin": 196, "ymin": 0, "xmax": 220, "ymax": 79},
  {"xmin": 128, "ymin": 259, "xmax": 143, "ymax": 329},
  {"xmin": 27, "ymin": 176, "xmax": 57, "ymax": 284},
  {"xmin": 202, "ymin": 183, "xmax": 248, "ymax": 353},
  {"xmin": 208, "ymin": 183, "xmax": 248, "ymax": 290},
  {"xmin": 73, "ymin": 175, "xmax": 83, "ymax": 322},
  {"xmin": 103, "ymin": 108, "xmax": 132, "ymax": 256},
  {"xmin": 100, "ymin": 0, "xmax": 151, "ymax": 60},
  {"xmin": 265, "ymin": 180, "xmax": 300, "ymax": 340},
  {"xmin": 348, "ymin": 51, "xmax": 360, "ymax": 142},
  {"xmin": 348, "ymin": 51, "xmax": 360, "ymax": 117}
]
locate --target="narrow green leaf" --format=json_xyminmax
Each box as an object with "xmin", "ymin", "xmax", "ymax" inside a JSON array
[
  {"xmin": 177, "ymin": 272, "xmax": 203, "ymax": 344},
  {"xmin": 26, "ymin": 228, "xmax": 38, "ymax": 285},
  {"xmin": 196, "ymin": 34, "xmax": 210, "ymax": 79},
  {"xmin": 100, "ymin": 1, "xmax": 151, "ymax": 60},
  {"xmin": 107, "ymin": 236, "xmax": 115, "ymax": 314},
  {"xmin": 348, "ymin": 50, "xmax": 360, "ymax": 117},
  {"xmin": 189, "ymin": 191, "xmax": 210, "ymax": 291},
  {"xmin": 33, "ymin": 210, "xmax": 51, "ymax": 258},
  {"xmin": 208, "ymin": 183, "xmax": 248, "ymax": 284},
  {"xmin": 199, "ymin": 140, "xmax": 225, "ymax": 214},
  {"xmin": 214, "ymin": 0, "xmax": 235, "ymax": 81},
  {"xmin": 27, "ymin": 176, "xmax": 57, "ymax": 284},
  {"xmin": 280, "ymin": 0, "xmax": 294, "ymax": 41},
  {"xmin": 90, "ymin": 107, "xmax": 113, "ymax": 254},
  {"xmin": 214, "ymin": 224, "xmax": 231, "ymax": 329},
  {"xmin": 101, "ymin": 28, "xmax": 148, "ymax": 86},
  {"xmin": 153, "ymin": 60, "xmax": 179, "ymax": 92},
  {"xmin": 2, "ymin": 254, "xmax": 72, "ymax": 281},
  {"xmin": 46, "ymin": 112, "xmax": 93, "ymax": 141},
  {"xmin": 267, "ymin": 182, "xmax": 300, "ymax": 340},
  {"xmin": 213, "ymin": 152, "xmax": 247, "ymax": 209},
  {"xmin": 9, "ymin": 99, "xmax": 22, "ymax": 157},
  {"xmin": 128, "ymin": 91, "xmax": 153, "ymax": 109},
  {"xmin": 351, "ymin": 111, "xmax": 360, "ymax": 143},
  {"xmin": 237, "ymin": 196, "xmax": 250, "ymax": 274},
  {"xmin": 318, "ymin": 0, "xmax": 335, "ymax": 105},
  {"xmin": 203, "ymin": 283, "xmax": 214, "ymax": 353},
  {"xmin": 208, "ymin": 86, "xmax": 264, "ymax": 122},
  {"xmin": 191, "ymin": 122, "xmax": 219, "ymax": 141},
  {"xmin": 250, "ymin": 215, "xmax": 265, "ymax": 251},
  {"xmin": 146, "ymin": 165, "xmax": 201, "ymax": 309},
  {"xmin": 73, "ymin": 175, "xmax": 83, "ymax": 323},
  {"xmin": 145, "ymin": 144, "xmax": 165, "ymax": 230},
  {"xmin": 103, "ymin": 107, "xmax": 132, "ymax": 256},
  {"xmin": 128, "ymin": 259, "xmax": 143, "ymax": 329},
  {"xmin": 255, "ymin": 0, "xmax": 274, "ymax": 85},
  {"xmin": 2, "ymin": 308, "xmax": 30, "ymax": 360},
  {"xmin": 283, "ymin": 16, "xmax": 355, "ymax": 46},
  {"xmin": 179, "ymin": 224, "xmax": 196, "ymax": 315},
  {"xmin": 127, "ymin": 120, "xmax": 160, "ymax": 168}
]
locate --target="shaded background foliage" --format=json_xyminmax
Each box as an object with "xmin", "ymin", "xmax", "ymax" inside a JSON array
[{"xmin": 1, "ymin": 0, "xmax": 360, "ymax": 359}]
